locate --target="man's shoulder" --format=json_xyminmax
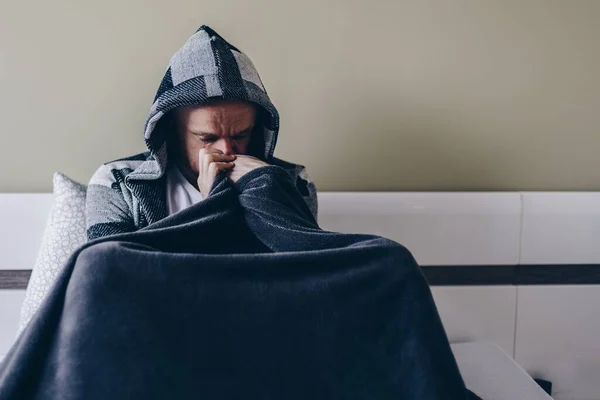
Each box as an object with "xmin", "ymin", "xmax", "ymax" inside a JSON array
[
  {"xmin": 102, "ymin": 151, "xmax": 152, "ymax": 172},
  {"xmin": 270, "ymin": 157, "xmax": 305, "ymax": 171},
  {"xmin": 89, "ymin": 152, "xmax": 152, "ymax": 186},
  {"xmin": 109, "ymin": 152, "xmax": 152, "ymax": 163},
  {"xmin": 270, "ymin": 157, "xmax": 316, "ymax": 198},
  {"xmin": 270, "ymin": 157, "xmax": 314, "ymax": 181}
]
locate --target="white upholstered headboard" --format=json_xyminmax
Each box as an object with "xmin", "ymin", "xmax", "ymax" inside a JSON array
[
  {"xmin": 0, "ymin": 194, "xmax": 54, "ymax": 271},
  {"xmin": 3, "ymin": 192, "xmax": 600, "ymax": 269},
  {"xmin": 1, "ymin": 192, "xmax": 600, "ymax": 399}
]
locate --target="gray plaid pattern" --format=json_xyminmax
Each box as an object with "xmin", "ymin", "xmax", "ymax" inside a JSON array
[{"xmin": 86, "ymin": 25, "xmax": 318, "ymax": 241}]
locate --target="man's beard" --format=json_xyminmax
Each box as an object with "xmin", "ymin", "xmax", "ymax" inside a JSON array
[
  {"xmin": 247, "ymin": 128, "xmax": 266, "ymax": 161},
  {"xmin": 177, "ymin": 158, "xmax": 201, "ymax": 190}
]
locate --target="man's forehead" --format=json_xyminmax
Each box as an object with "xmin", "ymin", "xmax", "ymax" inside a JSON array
[
  {"xmin": 174, "ymin": 102, "xmax": 256, "ymax": 132},
  {"xmin": 177, "ymin": 100, "xmax": 256, "ymax": 115}
]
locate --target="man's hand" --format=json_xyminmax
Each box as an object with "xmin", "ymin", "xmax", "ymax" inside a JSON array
[
  {"xmin": 226, "ymin": 155, "xmax": 269, "ymax": 183},
  {"xmin": 197, "ymin": 148, "xmax": 236, "ymax": 197}
]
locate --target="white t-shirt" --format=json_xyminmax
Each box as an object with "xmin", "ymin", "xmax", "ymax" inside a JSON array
[{"xmin": 165, "ymin": 164, "xmax": 203, "ymax": 215}]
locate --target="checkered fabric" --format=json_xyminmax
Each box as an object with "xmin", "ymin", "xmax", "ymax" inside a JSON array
[{"xmin": 86, "ymin": 25, "xmax": 318, "ymax": 240}]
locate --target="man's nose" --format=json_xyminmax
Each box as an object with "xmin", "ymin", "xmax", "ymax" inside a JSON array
[{"xmin": 215, "ymin": 138, "xmax": 234, "ymax": 155}]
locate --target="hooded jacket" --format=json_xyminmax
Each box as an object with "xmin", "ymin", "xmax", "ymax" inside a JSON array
[{"xmin": 85, "ymin": 25, "xmax": 318, "ymax": 240}]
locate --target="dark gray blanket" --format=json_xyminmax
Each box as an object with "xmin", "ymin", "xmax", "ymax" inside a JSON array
[{"xmin": 0, "ymin": 166, "xmax": 468, "ymax": 399}]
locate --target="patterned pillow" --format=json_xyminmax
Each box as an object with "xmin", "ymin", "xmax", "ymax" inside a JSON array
[{"xmin": 18, "ymin": 172, "xmax": 87, "ymax": 334}]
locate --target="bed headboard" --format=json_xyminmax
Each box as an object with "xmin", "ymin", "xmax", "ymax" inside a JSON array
[
  {"xmin": 1, "ymin": 191, "xmax": 600, "ymax": 399},
  {"xmin": 0, "ymin": 194, "xmax": 54, "ymax": 272},
  {"xmin": 3, "ymin": 191, "xmax": 600, "ymax": 270}
]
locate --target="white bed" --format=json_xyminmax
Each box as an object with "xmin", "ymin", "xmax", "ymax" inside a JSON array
[{"xmin": 4, "ymin": 191, "xmax": 600, "ymax": 399}]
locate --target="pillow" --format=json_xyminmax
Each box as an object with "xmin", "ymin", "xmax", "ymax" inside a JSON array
[{"xmin": 18, "ymin": 172, "xmax": 87, "ymax": 334}]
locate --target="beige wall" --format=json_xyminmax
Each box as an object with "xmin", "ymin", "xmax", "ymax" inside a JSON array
[{"xmin": 1, "ymin": 0, "xmax": 599, "ymax": 192}]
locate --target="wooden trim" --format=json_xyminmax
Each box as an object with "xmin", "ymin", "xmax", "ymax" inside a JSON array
[
  {"xmin": 422, "ymin": 265, "xmax": 516, "ymax": 286},
  {"xmin": 517, "ymin": 264, "xmax": 600, "ymax": 285},
  {"xmin": 422, "ymin": 264, "xmax": 600, "ymax": 286},
  {"xmin": 0, "ymin": 270, "xmax": 31, "ymax": 290},
  {"xmin": 2, "ymin": 265, "xmax": 600, "ymax": 290}
]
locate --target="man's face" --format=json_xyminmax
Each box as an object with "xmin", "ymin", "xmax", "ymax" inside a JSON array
[{"xmin": 172, "ymin": 100, "xmax": 257, "ymax": 176}]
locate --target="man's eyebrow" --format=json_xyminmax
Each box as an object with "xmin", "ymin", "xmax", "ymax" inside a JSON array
[
  {"xmin": 232, "ymin": 127, "xmax": 253, "ymax": 136},
  {"xmin": 191, "ymin": 132, "xmax": 218, "ymax": 137},
  {"xmin": 191, "ymin": 127, "xmax": 254, "ymax": 137}
]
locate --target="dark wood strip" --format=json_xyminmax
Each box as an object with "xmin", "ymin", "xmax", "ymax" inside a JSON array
[
  {"xmin": 422, "ymin": 264, "xmax": 600, "ymax": 286},
  {"xmin": 422, "ymin": 265, "xmax": 517, "ymax": 286},
  {"xmin": 3, "ymin": 265, "xmax": 600, "ymax": 290},
  {"xmin": 0, "ymin": 270, "xmax": 31, "ymax": 290},
  {"xmin": 518, "ymin": 264, "xmax": 600, "ymax": 285}
]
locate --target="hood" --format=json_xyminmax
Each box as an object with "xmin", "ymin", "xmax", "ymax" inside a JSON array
[{"xmin": 131, "ymin": 25, "xmax": 280, "ymax": 181}]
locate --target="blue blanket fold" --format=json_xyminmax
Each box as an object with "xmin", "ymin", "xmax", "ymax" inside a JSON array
[{"xmin": 0, "ymin": 166, "xmax": 468, "ymax": 400}]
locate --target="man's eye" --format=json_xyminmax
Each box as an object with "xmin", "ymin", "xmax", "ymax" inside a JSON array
[
  {"xmin": 200, "ymin": 138, "xmax": 216, "ymax": 143},
  {"xmin": 234, "ymin": 134, "xmax": 248, "ymax": 140}
]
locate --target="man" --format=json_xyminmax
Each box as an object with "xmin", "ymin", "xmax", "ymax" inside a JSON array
[{"xmin": 86, "ymin": 25, "xmax": 318, "ymax": 240}]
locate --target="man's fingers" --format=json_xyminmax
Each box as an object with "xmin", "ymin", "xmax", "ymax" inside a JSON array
[
  {"xmin": 209, "ymin": 154, "xmax": 236, "ymax": 162},
  {"xmin": 202, "ymin": 154, "xmax": 235, "ymax": 162},
  {"xmin": 200, "ymin": 152, "xmax": 235, "ymax": 170},
  {"xmin": 208, "ymin": 162, "xmax": 235, "ymax": 175}
]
